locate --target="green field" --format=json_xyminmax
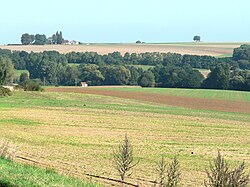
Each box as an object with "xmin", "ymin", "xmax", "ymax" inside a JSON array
[
  {"xmin": 14, "ymin": 70, "xmax": 29, "ymax": 80},
  {"xmin": 96, "ymin": 87, "xmax": 250, "ymax": 102},
  {"xmin": 0, "ymin": 89, "xmax": 249, "ymax": 186},
  {"xmin": 129, "ymin": 65, "xmax": 155, "ymax": 71},
  {"xmin": 0, "ymin": 158, "xmax": 99, "ymax": 187}
]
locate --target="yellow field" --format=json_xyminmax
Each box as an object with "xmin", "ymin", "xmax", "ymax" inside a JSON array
[
  {"xmin": 0, "ymin": 42, "xmax": 247, "ymax": 56},
  {"xmin": 0, "ymin": 90, "xmax": 250, "ymax": 186}
]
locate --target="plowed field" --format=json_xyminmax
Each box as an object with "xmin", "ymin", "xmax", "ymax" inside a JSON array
[{"xmin": 47, "ymin": 87, "xmax": 250, "ymax": 114}]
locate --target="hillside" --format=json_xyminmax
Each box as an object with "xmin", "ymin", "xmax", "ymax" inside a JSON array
[
  {"xmin": 0, "ymin": 42, "xmax": 247, "ymax": 56},
  {"xmin": 0, "ymin": 88, "xmax": 249, "ymax": 186}
]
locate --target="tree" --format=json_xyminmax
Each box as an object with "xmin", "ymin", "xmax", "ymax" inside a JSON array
[
  {"xmin": 34, "ymin": 34, "xmax": 47, "ymax": 45},
  {"xmin": 52, "ymin": 34, "xmax": 57, "ymax": 44},
  {"xmin": 79, "ymin": 64, "xmax": 104, "ymax": 85},
  {"xmin": 205, "ymin": 151, "xmax": 231, "ymax": 187},
  {"xmin": 205, "ymin": 151, "xmax": 249, "ymax": 187},
  {"xmin": 19, "ymin": 72, "xmax": 29, "ymax": 84},
  {"xmin": 21, "ymin": 33, "xmax": 33, "ymax": 45},
  {"xmin": 163, "ymin": 53, "xmax": 182, "ymax": 66},
  {"xmin": 156, "ymin": 157, "xmax": 181, "ymax": 187},
  {"xmin": 0, "ymin": 57, "xmax": 15, "ymax": 85},
  {"xmin": 229, "ymin": 162, "xmax": 250, "ymax": 187},
  {"xmin": 113, "ymin": 134, "xmax": 138, "ymax": 183},
  {"xmin": 166, "ymin": 158, "xmax": 181, "ymax": 187},
  {"xmin": 138, "ymin": 71, "xmax": 155, "ymax": 87},
  {"xmin": 53, "ymin": 31, "xmax": 64, "ymax": 44},
  {"xmin": 103, "ymin": 66, "xmax": 131, "ymax": 85},
  {"xmin": 128, "ymin": 66, "xmax": 142, "ymax": 85},
  {"xmin": 157, "ymin": 157, "xmax": 167, "ymax": 187},
  {"xmin": 233, "ymin": 44, "xmax": 250, "ymax": 61},
  {"xmin": 193, "ymin": 36, "xmax": 201, "ymax": 42},
  {"xmin": 202, "ymin": 64, "xmax": 230, "ymax": 89}
]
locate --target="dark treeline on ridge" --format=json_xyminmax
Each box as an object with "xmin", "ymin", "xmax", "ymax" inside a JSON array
[{"xmin": 0, "ymin": 44, "xmax": 250, "ymax": 91}]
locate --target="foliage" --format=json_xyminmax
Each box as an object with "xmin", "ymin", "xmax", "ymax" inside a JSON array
[
  {"xmin": 153, "ymin": 65, "xmax": 204, "ymax": 88},
  {"xmin": 193, "ymin": 36, "xmax": 201, "ymax": 42},
  {"xmin": 21, "ymin": 33, "xmax": 34, "ymax": 45},
  {"xmin": 157, "ymin": 157, "xmax": 167, "ymax": 187},
  {"xmin": 166, "ymin": 158, "xmax": 181, "ymax": 187},
  {"xmin": 205, "ymin": 151, "xmax": 249, "ymax": 187},
  {"xmin": 19, "ymin": 72, "xmax": 29, "ymax": 83},
  {"xmin": 203, "ymin": 64, "xmax": 230, "ymax": 89},
  {"xmin": 79, "ymin": 64, "xmax": 104, "ymax": 86},
  {"xmin": 34, "ymin": 34, "xmax": 47, "ymax": 45},
  {"xmin": 0, "ymin": 57, "xmax": 15, "ymax": 85},
  {"xmin": 103, "ymin": 66, "xmax": 131, "ymax": 85},
  {"xmin": 233, "ymin": 44, "xmax": 250, "ymax": 61},
  {"xmin": 138, "ymin": 71, "xmax": 155, "ymax": 87},
  {"xmin": 22, "ymin": 80, "xmax": 43, "ymax": 91},
  {"xmin": 156, "ymin": 157, "xmax": 181, "ymax": 187},
  {"xmin": 113, "ymin": 134, "xmax": 138, "ymax": 182}
]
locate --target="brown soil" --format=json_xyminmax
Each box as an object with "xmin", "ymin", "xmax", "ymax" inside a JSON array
[{"xmin": 46, "ymin": 87, "xmax": 250, "ymax": 114}]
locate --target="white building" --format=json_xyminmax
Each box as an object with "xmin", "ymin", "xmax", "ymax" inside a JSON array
[{"xmin": 81, "ymin": 82, "xmax": 88, "ymax": 88}]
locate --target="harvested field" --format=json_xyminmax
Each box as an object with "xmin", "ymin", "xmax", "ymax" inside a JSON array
[
  {"xmin": 0, "ymin": 43, "xmax": 245, "ymax": 56},
  {"xmin": 1, "ymin": 90, "xmax": 250, "ymax": 186},
  {"xmin": 47, "ymin": 87, "xmax": 250, "ymax": 114}
]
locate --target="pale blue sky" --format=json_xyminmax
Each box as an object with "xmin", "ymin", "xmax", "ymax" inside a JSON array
[{"xmin": 1, "ymin": 0, "xmax": 250, "ymax": 44}]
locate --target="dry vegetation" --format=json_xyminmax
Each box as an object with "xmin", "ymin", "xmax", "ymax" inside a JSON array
[{"xmin": 0, "ymin": 43, "xmax": 245, "ymax": 56}]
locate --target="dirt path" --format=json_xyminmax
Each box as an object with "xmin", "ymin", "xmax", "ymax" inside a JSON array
[{"xmin": 46, "ymin": 87, "xmax": 250, "ymax": 114}]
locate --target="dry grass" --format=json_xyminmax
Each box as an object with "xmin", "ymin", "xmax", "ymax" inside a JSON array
[
  {"xmin": 0, "ymin": 140, "xmax": 17, "ymax": 160},
  {"xmin": 0, "ymin": 91, "xmax": 249, "ymax": 186},
  {"xmin": 0, "ymin": 43, "xmax": 245, "ymax": 56}
]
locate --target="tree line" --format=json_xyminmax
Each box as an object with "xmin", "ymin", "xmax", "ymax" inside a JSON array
[
  {"xmin": 0, "ymin": 44, "xmax": 250, "ymax": 91},
  {"xmin": 21, "ymin": 31, "xmax": 64, "ymax": 45}
]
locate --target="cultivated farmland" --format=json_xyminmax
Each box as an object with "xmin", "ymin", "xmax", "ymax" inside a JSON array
[
  {"xmin": 0, "ymin": 42, "xmax": 247, "ymax": 56},
  {"xmin": 0, "ymin": 88, "xmax": 250, "ymax": 186}
]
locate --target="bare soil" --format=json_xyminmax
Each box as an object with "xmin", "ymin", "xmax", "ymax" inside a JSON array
[{"xmin": 46, "ymin": 87, "xmax": 250, "ymax": 114}]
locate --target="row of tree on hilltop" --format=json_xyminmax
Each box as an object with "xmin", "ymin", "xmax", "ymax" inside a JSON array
[{"xmin": 21, "ymin": 31, "xmax": 64, "ymax": 45}]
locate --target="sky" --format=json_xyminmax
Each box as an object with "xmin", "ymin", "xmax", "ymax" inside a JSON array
[{"xmin": 0, "ymin": 0, "xmax": 250, "ymax": 44}]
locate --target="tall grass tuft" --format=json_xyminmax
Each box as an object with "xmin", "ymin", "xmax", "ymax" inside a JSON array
[{"xmin": 0, "ymin": 140, "xmax": 17, "ymax": 160}]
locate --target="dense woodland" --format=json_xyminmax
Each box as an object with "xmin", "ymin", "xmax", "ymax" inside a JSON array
[{"xmin": 0, "ymin": 44, "xmax": 250, "ymax": 91}]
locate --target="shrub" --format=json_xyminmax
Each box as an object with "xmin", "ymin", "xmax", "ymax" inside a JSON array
[
  {"xmin": 22, "ymin": 80, "xmax": 43, "ymax": 91},
  {"xmin": 156, "ymin": 157, "xmax": 181, "ymax": 187},
  {"xmin": 205, "ymin": 151, "xmax": 249, "ymax": 187},
  {"xmin": 113, "ymin": 134, "xmax": 138, "ymax": 183}
]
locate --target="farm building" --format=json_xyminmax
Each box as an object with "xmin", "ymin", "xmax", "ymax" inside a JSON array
[{"xmin": 81, "ymin": 82, "xmax": 88, "ymax": 87}]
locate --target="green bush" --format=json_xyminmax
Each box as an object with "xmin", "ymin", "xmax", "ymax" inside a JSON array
[{"xmin": 22, "ymin": 80, "xmax": 43, "ymax": 91}]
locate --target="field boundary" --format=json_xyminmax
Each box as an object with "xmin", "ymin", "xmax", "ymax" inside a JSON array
[{"xmin": 46, "ymin": 87, "xmax": 250, "ymax": 114}]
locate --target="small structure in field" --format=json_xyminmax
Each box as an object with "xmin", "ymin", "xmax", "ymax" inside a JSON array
[{"xmin": 81, "ymin": 82, "xmax": 88, "ymax": 88}]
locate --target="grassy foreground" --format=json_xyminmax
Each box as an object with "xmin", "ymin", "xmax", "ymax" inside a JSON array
[
  {"xmin": 0, "ymin": 90, "xmax": 249, "ymax": 186},
  {"xmin": 0, "ymin": 158, "xmax": 100, "ymax": 187}
]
